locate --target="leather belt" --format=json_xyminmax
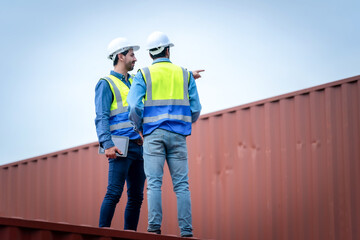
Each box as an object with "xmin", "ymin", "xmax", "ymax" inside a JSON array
[{"xmin": 130, "ymin": 138, "xmax": 143, "ymax": 146}]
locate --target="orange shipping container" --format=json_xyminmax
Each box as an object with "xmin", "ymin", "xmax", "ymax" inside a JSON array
[{"xmin": 1, "ymin": 75, "xmax": 360, "ymax": 240}]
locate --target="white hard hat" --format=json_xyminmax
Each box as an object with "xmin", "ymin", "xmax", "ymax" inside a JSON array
[
  {"xmin": 146, "ymin": 31, "xmax": 174, "ymax": 55},
  {"xmin": 107, "ymin": 37, "xmax": 140, "ymax": 61}
]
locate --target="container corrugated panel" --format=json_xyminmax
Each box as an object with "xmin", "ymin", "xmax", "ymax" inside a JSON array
[
  {"xmin": 187, "ymin": 75, "xmax": 360, "ymax": 240},
  {"xmin": 0, "ymin": 141, "xmax": 188, "ymax": 236},
  {"xmin": 1, "ymin": 75, "xmax": 360, "ymax": 240}
]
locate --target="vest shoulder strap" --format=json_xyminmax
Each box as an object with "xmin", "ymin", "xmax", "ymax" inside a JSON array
[
  {"xmin": 101, "ymin": 76, "xmax": 128, "ymax": 116},
  {"xmin": 140, "ymin": 67, "xmax": 150, "ymax": 83}
]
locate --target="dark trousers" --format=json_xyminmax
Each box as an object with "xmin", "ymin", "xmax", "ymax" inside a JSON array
[{"xmin": 99, "ymin": 141, "xmax": 146, "ymax": 230}]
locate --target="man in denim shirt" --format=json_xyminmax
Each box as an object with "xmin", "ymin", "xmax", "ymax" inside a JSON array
[
  {"xmin": 127, "ymin": 31, "xmax": 202, "ymax": 237},
  {"xmin": 95, "ymin": 37, "xmax": 146, "ymax": 230}
]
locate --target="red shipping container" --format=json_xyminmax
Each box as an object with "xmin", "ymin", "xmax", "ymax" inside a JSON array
[{"xmin": 1, "ymin": 75, "xmax": 360, "ymax": 240}]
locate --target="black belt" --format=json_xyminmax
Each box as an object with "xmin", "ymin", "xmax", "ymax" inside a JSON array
[{"xmin": 130, "ymin": 138, "xmax": 143, "ymax": 146}]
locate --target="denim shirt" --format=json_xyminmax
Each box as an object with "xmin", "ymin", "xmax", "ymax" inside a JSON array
[
  {"xmin": 94, "ymin": 70, "xmax": 133, "ymax": 149},
  {"xmin": 127, "ymin": 58, "xmax": 202, "ymax": 133}
]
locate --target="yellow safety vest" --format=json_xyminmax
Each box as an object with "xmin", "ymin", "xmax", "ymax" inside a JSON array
[
  {"xmin": 140, "ymin": 62, "xmax": 192, "ymax": 135},
  {"xmin": 101, "ymin": 74, "xmax": 139, "ymax": 139}
]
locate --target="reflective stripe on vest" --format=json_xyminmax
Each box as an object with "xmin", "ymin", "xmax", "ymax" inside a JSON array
[
  {"xmin": 143, "ymin": 113, "xmax": 192, "ymax": 124},
  {"xmin": 101, "ymin": 75, "xmax": 138, "ymax": 138}
]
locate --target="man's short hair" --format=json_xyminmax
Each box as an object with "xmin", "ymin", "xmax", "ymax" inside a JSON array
[
  {"xmin": 150, "ymin": 46, "xmax": 169, "ymax": 59},
  {"xmin": 113, "ymin": 50, "xmax": 129, "ymax": 66}
]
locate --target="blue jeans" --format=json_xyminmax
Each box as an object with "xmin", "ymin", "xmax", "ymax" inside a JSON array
[
  {"xmin": 99, "ymin": 141, "xmax": 146, "ymax": 230},
  {"xmin": 143, "ymin": 128, "xmax": 192, "ymax": 236}
]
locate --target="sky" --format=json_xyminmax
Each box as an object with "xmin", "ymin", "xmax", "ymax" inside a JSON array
[{"xmin": 0, "ymin": 0, "xmax": 359, "ymax": 165}]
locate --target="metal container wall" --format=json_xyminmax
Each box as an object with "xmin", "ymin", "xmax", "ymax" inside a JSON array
[
  {"xmin": 1, "ymin": 75, "xmax": 360, "ymax": 240},
  {"xmin": 0, "ymin": 217, "xmax": 196, "ymax": 240}
]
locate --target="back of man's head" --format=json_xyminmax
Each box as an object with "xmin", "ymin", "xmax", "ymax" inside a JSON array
[
  {"xmin": 146, "ymin": 31, "xmax": 173, "ymax": 59},
  {"xmin": 149, "ymin": 46, "xmax": 169, "ymax": 60}
]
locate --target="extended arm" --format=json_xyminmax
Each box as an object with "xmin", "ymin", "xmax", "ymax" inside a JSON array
[{"xmin": 188, "ymin": 72, "xmax": 202, "ymax": 122}]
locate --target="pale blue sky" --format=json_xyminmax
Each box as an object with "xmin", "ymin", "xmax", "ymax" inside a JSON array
[{"xmin": 0, "ymin": 0, "xmax": 359, "ymax": 165}]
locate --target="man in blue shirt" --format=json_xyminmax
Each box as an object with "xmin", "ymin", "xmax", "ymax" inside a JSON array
[
  {"xmin": 127, "ymin": 31, "xmax": 202, "ymax": 237},
  {"xmin": 95, "ymin": 37, "xmax": 146, "ymax": 230}
]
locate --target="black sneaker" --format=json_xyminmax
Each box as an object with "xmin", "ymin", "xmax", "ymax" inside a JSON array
[
  {"xmin": 181, "ymin": 233, "xmax": 193, "ymax": 237},
  {"xmin": 148, "ymin": 229, "xmax": 161, "ymax": 234}
]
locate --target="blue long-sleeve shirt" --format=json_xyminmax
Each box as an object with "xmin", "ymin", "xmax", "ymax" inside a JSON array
[
  {"xmin": 94, "ymin": 70, "xmax": 134, "ymax": 150},
  {"xmin": 127, "ymin": 58, "xmax": 202, "ymax": 133}
]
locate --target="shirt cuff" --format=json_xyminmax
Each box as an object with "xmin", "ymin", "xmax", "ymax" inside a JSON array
[
  {"xmin": 102, "ymin": 140, "xmax": 115, "ymax": 150},
  {"xmin": 191, "ymin": 111, "xmax": 201, "ymax": 123}
]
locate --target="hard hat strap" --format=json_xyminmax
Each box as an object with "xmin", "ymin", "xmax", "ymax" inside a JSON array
[{"xmin": 149, "ymin": 46, "xmax": 164, "ymax": 55}]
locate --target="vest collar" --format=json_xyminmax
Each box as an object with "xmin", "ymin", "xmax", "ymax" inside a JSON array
[
  {"xmin": 110, "ymin": 70, "xmax": 131, "ymax": 80},
  {"xmin": 110, "ymin": 70, "xmax": 132, "ymax": 88},
  {"xmin": 152, "ymin": 58, "xmax": 172, "ymax": 64}
]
